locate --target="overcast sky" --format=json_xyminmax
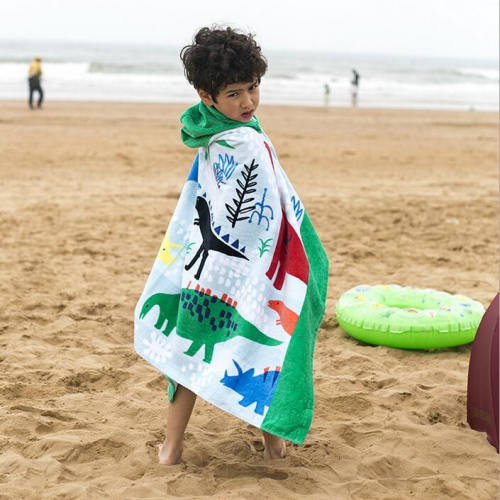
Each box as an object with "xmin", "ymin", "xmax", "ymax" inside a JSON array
[{"xmin": 0, "ymin": 0, "xmax": 498, "ymax": 60}]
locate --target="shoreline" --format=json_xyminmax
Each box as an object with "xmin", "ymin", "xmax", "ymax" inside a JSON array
[{"xmin": 1, "ymin": 99, "xmax": 499, "ymax": 114}]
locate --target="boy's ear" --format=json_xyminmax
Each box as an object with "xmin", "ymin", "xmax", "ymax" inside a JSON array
[{"xmin": 197, "ymin": 88, "xmax": 216, "ymax": 106}]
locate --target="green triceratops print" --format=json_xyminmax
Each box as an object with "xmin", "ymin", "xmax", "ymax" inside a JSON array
[{"xmin": 139, "ymin": 289, "xmax": 282, "ymax": 363}]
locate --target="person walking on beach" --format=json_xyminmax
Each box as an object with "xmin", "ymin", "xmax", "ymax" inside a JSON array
[
  {"xmin": 134, "ymin": 25, "xmax": 328, "ymax": 466},
  {"xmin": 28, "ymin": 56, "xmax": 44, "ymax": 109},
  {"xmin": 324, "ymin": 83, "xmax": 331, "ymax": 107},
  {"xmin": 351, "ymin": 69, "xmax": 360, "ymax": 107}
]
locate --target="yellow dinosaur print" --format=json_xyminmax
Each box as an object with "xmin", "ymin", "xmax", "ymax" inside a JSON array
[{"xmin": 158, "ymin": 232, "xmax": 184, "ymax": 266}]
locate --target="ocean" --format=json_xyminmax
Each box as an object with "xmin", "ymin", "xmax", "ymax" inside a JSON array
[{"xmin": 1, "ymin": 39, "xmax": 498, "ymax": 111}]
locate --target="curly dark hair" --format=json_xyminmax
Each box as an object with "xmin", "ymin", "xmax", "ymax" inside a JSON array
[{"xmin": 180, "ymin": 26, "xmax": 268, "ymax": 102}]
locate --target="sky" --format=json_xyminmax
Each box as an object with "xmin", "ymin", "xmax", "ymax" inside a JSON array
[{"xmin": 0, "ymin": 0, "xmax": 498, "ymax": 60}]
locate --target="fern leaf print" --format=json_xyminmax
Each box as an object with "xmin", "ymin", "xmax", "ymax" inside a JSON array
[
  {"xmin": 225, "ymin": 159, "xmax": 259, "ymax": 228},
  {"xmin": 258, "ymin": 238, "xmax": 273, "ymax": 258}
]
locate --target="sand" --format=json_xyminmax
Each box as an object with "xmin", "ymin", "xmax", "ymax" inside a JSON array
[{"xmin": 0, "ymin": 100, "xmax": 498, "ymax": 500}]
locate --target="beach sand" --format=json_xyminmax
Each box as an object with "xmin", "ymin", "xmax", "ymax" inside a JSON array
[{"xmin": 0, "ymin": 100, "xmax": 498, "ymax": 500}]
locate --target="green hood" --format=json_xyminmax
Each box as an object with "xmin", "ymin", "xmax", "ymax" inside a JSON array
[{"xmin": 180, "ymin": 101, "xmax": 262, "ymax": 149}]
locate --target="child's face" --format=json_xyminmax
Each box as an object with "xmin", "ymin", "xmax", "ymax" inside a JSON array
[{"xmin": 198, "ymin": 81, "xmax": 260, "ymax": 123}]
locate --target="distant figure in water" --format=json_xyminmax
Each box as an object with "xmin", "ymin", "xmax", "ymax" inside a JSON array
[
  {"xmin": 351, "ymin": 69, "xmax": 360, "ymax": 107},
  {"xmin": 28, "ymin": 56, "xmax": 44, "ymax": 109},
  {"xmin": 324, "ymin": 83, "xmax": 330, "ymax": 107}
]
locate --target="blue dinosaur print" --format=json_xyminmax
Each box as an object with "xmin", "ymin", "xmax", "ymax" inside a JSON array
[
  {"xmin": 249, "ymin": 188, "xmax": 274, "ymax": 231},
  {"xmin": 213, "ymin": 154, "xmax": 238, "ymax": 188},
  {"xmin": 291, "ymin": 195, "xmax": 304, "ymax": 222},
  {"xmin": 220, "ymin": 360, "xmax": 281, "ymax": 415}
]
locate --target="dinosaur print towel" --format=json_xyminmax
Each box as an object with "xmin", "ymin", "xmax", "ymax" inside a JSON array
[{"xmin": 134, "ymin": 103, "xmax": 329, "ymax": 444}]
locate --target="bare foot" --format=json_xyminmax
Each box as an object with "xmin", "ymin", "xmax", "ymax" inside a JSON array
[
  {"xmin": 158, "ymin": 441, "xmax": 183, "ymax": 466},
  {"xmin": 261, "ymin": 436, "xmax": 287, "ymax": 460}
]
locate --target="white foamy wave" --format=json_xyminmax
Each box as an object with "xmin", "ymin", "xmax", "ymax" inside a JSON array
[
  {"xmin": 0, "ymin": 62, "xmax": 91, "ymax": 81},
  {"xmin": 0, "ymin": 62, "xmax": 197, "ymax": 103},
  {"xmin": 262, "ymin": 76, "xmax": 499, "ymax": 110},
  {"xmin": 1, "ymin": 42, "xmax": 498, "ymax": 111},
  {"xmin": 2, "ymin": 66, "xmax": 498, "ymax": 110},
  {"xmin": 457, "ymin": 67, "xmax": 499, "ymax": 80}
]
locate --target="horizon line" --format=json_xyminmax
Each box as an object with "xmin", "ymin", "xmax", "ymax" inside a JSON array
[{"xmin": 0, "ymin": 37, "xmax": 498, "ymax": 64}]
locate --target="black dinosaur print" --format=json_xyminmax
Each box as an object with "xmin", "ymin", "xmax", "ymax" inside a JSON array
[{"xmin": 185, "ymin": 196, "xmax": 249, "ymax": 280}]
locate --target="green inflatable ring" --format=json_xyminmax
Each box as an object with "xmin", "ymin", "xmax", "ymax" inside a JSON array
[{"xmin": 336, "ymin": 285, "xmax": 485, "ymax": 349}]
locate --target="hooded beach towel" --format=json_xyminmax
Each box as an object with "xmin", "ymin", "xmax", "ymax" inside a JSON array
[{"xmin": 134, "ymin": 102, "xmax": 329, "ymax": 444}]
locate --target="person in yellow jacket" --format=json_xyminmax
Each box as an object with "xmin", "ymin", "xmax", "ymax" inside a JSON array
[{"xmin": 28, "ymin": 56, "xmax": 44, "ymax": 109}]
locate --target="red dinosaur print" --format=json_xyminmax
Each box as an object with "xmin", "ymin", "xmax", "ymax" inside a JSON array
[
  {"xmin": 263, "ymin": 141, "xmax": 275, "ymax": 172},
  {"xmin": 265, "ymin": 210, "xmax": 309, "ymax": 290},
  {"xmin": 268, "ymin": 300, "xmax": 299, "ymax": 335}
]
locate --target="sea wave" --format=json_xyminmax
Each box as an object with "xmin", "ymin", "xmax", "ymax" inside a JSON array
[
  {"xmin": 457, "ymin": 67, "xmax": 499, "ymax": 80},
  {"xmin": 0, "ymin": 44, "xmax": 497, "ymax": 110},
  {"xmin": 0, "ymin": 61, "xmax": 91, "ymax": 80},
  {"xmin": 88, "ymin": 61, "xmax": 180, "ymax": 75}
]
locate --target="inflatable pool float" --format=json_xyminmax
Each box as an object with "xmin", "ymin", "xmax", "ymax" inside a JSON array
[{"xmin": 336, "ymin": 285, "xmax": 485, "ymax": 349}]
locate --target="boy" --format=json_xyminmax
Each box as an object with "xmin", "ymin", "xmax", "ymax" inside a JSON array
[{"xmin": 134, "ymin": 26, "xmax": 328, "ymax": 466}]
